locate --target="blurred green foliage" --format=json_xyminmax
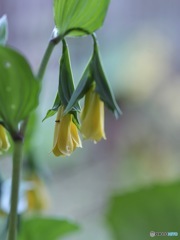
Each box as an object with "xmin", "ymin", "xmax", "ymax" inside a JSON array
[
  {"xmin": 18, "ymin": 216, "xmax": 80, "ymax": 240},
  {"xmin": 0, "ymin": 46, "xmax": 39, "ymax": 133},
  {"xmin": 107, "ymin": 182, "xmax": 180, "ymax": 240}
]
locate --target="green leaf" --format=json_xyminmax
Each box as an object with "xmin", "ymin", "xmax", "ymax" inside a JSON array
[
  {"xmin": 64, "ymin": 60, "xmax": 92, "ymax": 115},
  {"xmin": 59, "ymin": 40, "xmax": 75, "ymax": 106},
  {"xmin": 106, "ymin": 182, "xmax": 180, "ymax": 240},
  {"xmin": 91, "ymin": 42, "xmax": 122, "ymax": 118},
  {"xmin": 43, "ymin": 93, "xmax": 61, "ymax": 121},
  {"xmin": 53, "ymin": 0, "xmax": 110, "ymax": 37},
  {"xmin": 64, "ymin": 41, "xmax": 121, "ymax": 118},
  {"xmin": 43, "ymin": 40, "xmax": 80, "ymax": 124},
  {"xmin": 58, "ymin": 40, "xmax": 80, "ymax": 124},
  {"xmin": 0, "ymin": 46, "xmax": 39, "ymax": 131},
  {"xmin": 0, "ymin": 15, "xmax": 8, "ymax": 45},
  {"xmin": 18, "ymin": 216, "xmax": 80, "ymax": 240}
]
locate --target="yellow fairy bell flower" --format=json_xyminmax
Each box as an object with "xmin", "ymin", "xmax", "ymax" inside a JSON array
[
  {"xmin": 0, "ymin": 124, "xmax": 10, "ymax": 154},
  {"xmin": 81, "ymin": 84, "xmax": 106, "ymax": 142},
  {"xmin": 52, "ymin": 106, "xmax": 82, "ymax": 156},
  {"xmin": 25, "ymin": 174, "xmax": 50, "ymax": 211}
]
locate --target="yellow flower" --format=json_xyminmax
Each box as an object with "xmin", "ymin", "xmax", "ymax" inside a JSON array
[
  {"xmin": 25, "ymin": 174, "xmax": 50, "ymax": 211},
  {"xmin": 52, "ymin": 106, "xmax": 82, "ymax": 156},
  {"xmin": 0, "ymin": 124, "xmax": 10, "ymax": 154},
  {"xmin": 81, "ymin": 84, "xmax": 106, "ymax": 142}
]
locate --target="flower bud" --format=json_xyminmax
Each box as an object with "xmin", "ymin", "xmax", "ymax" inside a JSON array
[
  {"xmin": 52, "ymin": 106, "xmax": 82, "ymax": 156},
  {"xmin": 81, "ymin": 84, "xmax": 106, "ymax": 142}
]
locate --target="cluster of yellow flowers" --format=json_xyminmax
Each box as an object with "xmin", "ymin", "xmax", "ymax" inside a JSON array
[
  {"xmin": 53, "ymin": 84, "xmax": 106, "ymax": 157},
  {"xmin": 0, "ymin": 85, "xmax": 114, "ymax": 158},
  {"xmin": 45, "ymin": 38, "xmax": 121, "ymax": 158},
  {"xmin": 0, "ymin": 85, "xmax": 107, "ymax": 158},
  {"xmin": 0, "ymin": 39, "xmax": 120, "ymax": 159}
]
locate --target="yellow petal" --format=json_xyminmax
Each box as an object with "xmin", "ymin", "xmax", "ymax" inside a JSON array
[
  {"xmin": 52, "ymin": 144, "xmax": 64, "ymax": 156},
  {"xmin": 70, "ymin": 121, "xmax": 82, "ymax": 149},
  {"xmin": 52, "ymin": 106, "xmax": 64, "ymax": 156},
  {"xmin": 57, "ymin": 114, "xmax": 74, "ymax": 156},
  {"xmin": 81, "ymin": 87, "xmax": 106, "ymax": 142},
  {"xmin": 26, "ymin": 174, "xmax": 50, "ymax": 211},
  {"xmin": 52, "ymin": 106, "xmax": 82, "ymax": 157},
  {"xmin": 53, "ymin": 106, "xmax": 63, "ymax": 147},
  {"xmin": 0, "ymin": 125, "xmax": 10, "ymax": 152}
]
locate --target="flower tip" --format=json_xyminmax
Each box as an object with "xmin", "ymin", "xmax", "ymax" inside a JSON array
[
  {"xmin": 52, "ymin": 147, "xmax": 64, "ymax": 157},
  {"xmin": 91, "ymin": 132, "xmax": 106, "ymax": 143},
  {"xmin": 78, "ymin": 142, "xmax": 83, "ymax": 148},
  {"xmin": 114, "ymin": 108, "xmax": 123, "ymax": 119}
]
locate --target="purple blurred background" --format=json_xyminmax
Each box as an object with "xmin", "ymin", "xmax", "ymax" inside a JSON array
[{"xmin": 1, "ymin": 1, "xmax": 180, "ymax": 239}]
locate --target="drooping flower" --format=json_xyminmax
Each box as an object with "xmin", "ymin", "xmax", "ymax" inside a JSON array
[
  {"xmin": 0, "ymin": 124, "xmax": 10, "ymax": 154},
  {"xmin": 81, "ymin": 83, "xmax": 106, "ymax": 142},
  {"xmin": 63, "ymin": 40, "xmax": 121, "ymax": 145},
  {"xmin": 25, "ymin": 173, "xmax": 50, "ymax": 211},
  {"xmin": 52, "ymin": 106, "xmax": 82, "ymax": 156}
]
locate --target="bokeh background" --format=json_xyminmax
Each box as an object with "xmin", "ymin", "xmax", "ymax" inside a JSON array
[{"xmin": 1, "ymin": 0, "xmax": 180, "ymax": 239}]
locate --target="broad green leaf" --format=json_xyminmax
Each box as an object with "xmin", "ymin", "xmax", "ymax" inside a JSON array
[
  {"xmin": 91, "ymin": 42, "xmax": 121, "ymax": 118},
  {"xmin": 43, "ymin": 92, "xmax": 61, "ymax": 121},
  {"xmin": 0, "ymin": 15, "xmax": 8, "ymax": 45},
  {"xmin": 18, "ymin": 216, "xmax": 80, "ymax": 240},
  {"xmin": 53, "ymin": 0, "xmax": 110, "ymax": 37},
  {"xmin": 106, "ymin": 182, "xmax": 180, "ymax": 240},
  {"xmin": 0, "ymin": 46, "xmax": 39, "ymax": 132}
]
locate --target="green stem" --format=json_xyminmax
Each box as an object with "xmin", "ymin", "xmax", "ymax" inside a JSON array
[
  {"xmin": 7, "ymin": 140, "xmax": 23, "ymax": 240},
  {"xmin": 37, "ymin": 36, "xmax": 62, "ymax": 80},
  {"xmin": 7, "ymin": 31, "xmax": 62, "ymax": 240},
  {"xmin": 37, "ymin": 41, "xmax": 55, "ymax": 80}
]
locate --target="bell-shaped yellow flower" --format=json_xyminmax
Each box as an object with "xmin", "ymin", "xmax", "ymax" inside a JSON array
[
  {"xmin": 81, "ymin": 84, "xmax": 106, "ymax": 142},
  {"xmin": 0, "ymin": 125, "xmax": 10, "ymax": 154},
  {"xmin": 52, "ymin": 106, "xmax": 82, "ymax": 156},
  {"xmin": 26, "ymin": 174, "xmax": 50, "ymax": 211}
]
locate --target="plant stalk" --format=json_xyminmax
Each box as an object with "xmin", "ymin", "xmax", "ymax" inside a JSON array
[
  {"xmin": 7, "ymin": 31, "xmax": 61, "ymax": 240},
  {"xmin": 37, "ymin": 36, "xmax": 61, "ymax": 80},
  {"xmin": 7, "ymin": 140, "xmax": 23, "ymax": 240}
]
